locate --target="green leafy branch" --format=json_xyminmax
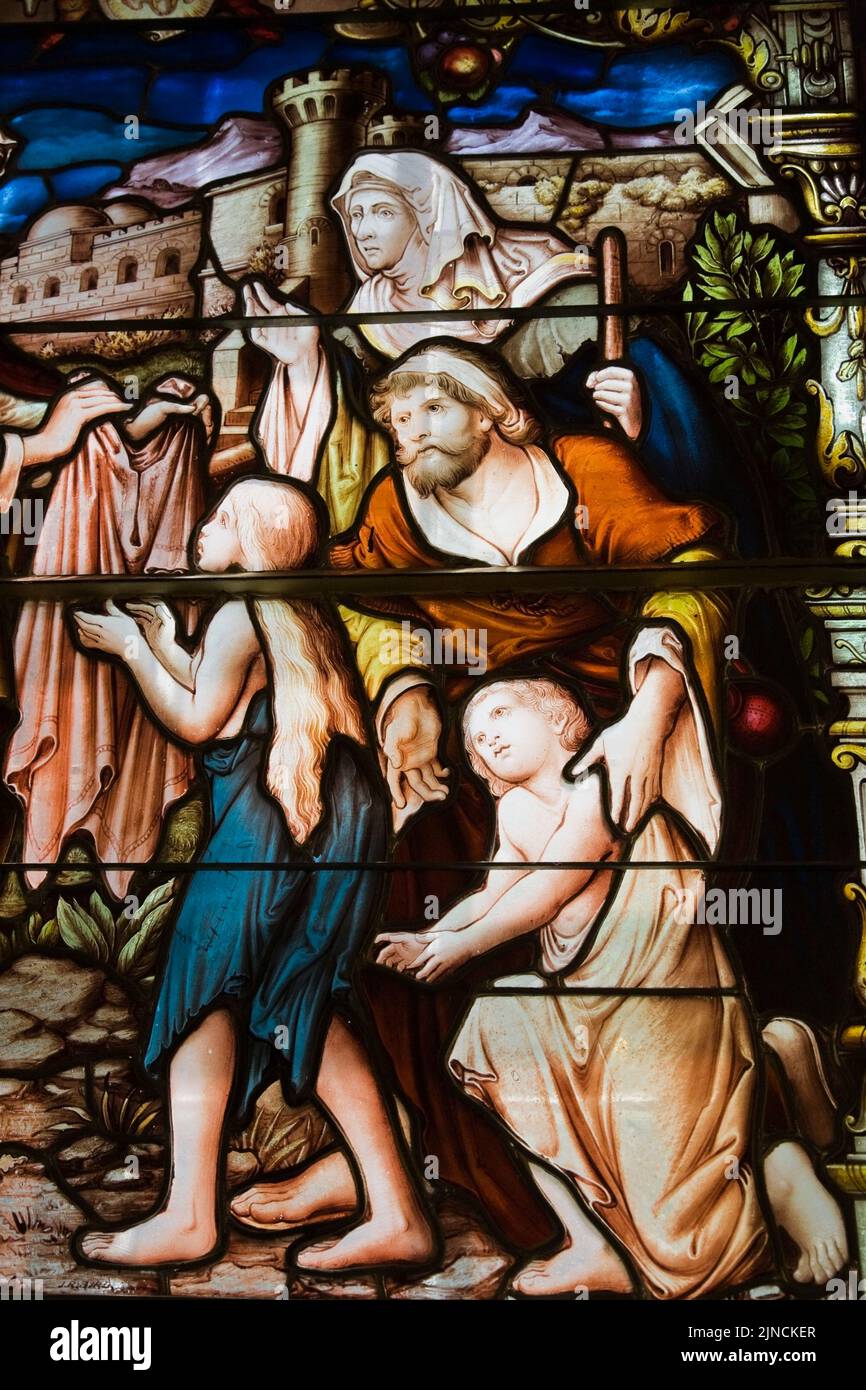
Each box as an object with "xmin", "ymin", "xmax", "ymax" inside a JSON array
[{"xmin": 684, "ymin": 210, "xmax": 817, "ymax": 551}]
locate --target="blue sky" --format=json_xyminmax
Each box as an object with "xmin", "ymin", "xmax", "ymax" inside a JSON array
[{"xmin": 0, "ymin": 27, "xmax": 740, "ymax": 233}]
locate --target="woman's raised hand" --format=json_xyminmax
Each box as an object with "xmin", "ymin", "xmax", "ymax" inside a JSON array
[{"xmin": 242, "ymin": 279, "xmax": 320, "ymax": 369}]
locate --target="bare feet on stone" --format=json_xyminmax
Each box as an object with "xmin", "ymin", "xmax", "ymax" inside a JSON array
[
  {"xmin": 230, "ymin": 1150, "xmax": 358, "ymax": 1230},
  {"xmin": 294, "ymin": 1202, "xmax": 436, "ymax": 1272},
  {"xmin": 511, "ymin": 1240, "xmax": 633, "ymax": 1297},
  {"xmin": 79, "ymin": 1209, "xmax": 217, "ymax": 1267}
]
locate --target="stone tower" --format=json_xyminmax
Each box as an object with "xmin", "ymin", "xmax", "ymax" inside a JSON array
[
  {"xmin": 272, "ymin": 68, "xmax": 388, "ymax": 311},
  {"xmin": 366, "ymin": 112, "xmax": 426, "ymax": 148}
]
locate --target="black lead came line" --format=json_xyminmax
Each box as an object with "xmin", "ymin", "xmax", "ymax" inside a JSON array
[
  {"xmin": 3, "ymin": 296, "xmax": 866, "ymax": 336},
  {"xmin": 0, "ymin": 560, "xmax": 863, "ymax": 600},
  {"xmin": 8, "ymin": 859, "xmax": 866, "ymax": 872}
]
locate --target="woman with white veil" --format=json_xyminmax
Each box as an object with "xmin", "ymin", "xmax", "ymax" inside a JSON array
[
  {"xmin": 329, "ymin": 149, "xmax": 599, "ymax": 368},
  {"xmin": 244, "ymin": 149, "xmax": 642, "ymax": 531}
]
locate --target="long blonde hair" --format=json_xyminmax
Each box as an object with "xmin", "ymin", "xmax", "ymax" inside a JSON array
[{"xmin": 221, "ymin": 479, "xmax": 365, "ymax": 844}]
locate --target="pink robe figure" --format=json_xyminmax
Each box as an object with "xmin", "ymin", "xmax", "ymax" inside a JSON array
[{"xmin": 6, "ymin": 377, "xmax": 211, "ymax": 899}]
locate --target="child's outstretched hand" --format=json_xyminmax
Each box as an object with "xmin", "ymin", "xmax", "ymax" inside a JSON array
[
  {"xmin": 376, "ymin": 927, "xmax": 472, "ymax": 983},
  {"xmin": 410, "ymin": 930, "xmax": 473, "ymax": 984},
  {"xmin": 375, "ymin": 930, "xmax": 428, "ymax": 974},
  {"xmin": 73, "ymin": 599, "xmax": 139, "ymax": 658}
]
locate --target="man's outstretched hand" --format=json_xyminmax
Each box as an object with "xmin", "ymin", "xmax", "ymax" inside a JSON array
[{"xmin": 380, "ymin": 684, "xmax": 450, "ymax": 832}]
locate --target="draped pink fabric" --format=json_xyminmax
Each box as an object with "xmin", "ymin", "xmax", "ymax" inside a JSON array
[{"xmin": 6, "ymin": 377, "xmax": 209, "ymax": 899}]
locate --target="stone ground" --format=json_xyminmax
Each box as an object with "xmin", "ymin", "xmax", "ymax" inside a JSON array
[
  {"xmin": 0, "ymin": 951, "xmax": 814, "ymax": 1302},
  {"xmin": 0, "ymin": 953, "xmax": 516, "ymax": 1299}
]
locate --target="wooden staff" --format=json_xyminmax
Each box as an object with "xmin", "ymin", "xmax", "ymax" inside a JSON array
[{"xmin": 597, "ymin": 226, "xmax": 628, "ymax": 364}]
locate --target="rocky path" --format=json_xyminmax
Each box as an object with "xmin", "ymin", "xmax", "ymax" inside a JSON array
[{"xmin": 0, "ymin": 954, "xmax": 514, "ymax": 1300}]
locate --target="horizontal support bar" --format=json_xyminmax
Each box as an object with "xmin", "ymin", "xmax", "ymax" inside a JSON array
[
  {"xmin": 0, "ymin": 560, "xmax": 862, "ymax": 599},
  {"xmin": 4, "ymin": 296, "xmax": 866, "ymax": 337},
  {"xmin": 6, "ymin": 858, "xmax": 866, "ymax": 873}
]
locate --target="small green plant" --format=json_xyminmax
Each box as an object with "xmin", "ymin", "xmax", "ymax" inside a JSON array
[
  {"xmin": 685, "ymin": 209, "xmax": 817, "ymax": 550},
  {"xmin": 0, "ymin": 908, "xmax": 51, "ymax": 963},
  {"xmin": 55, "ymin": 880, "xmax": 177, "ymax": 985}
]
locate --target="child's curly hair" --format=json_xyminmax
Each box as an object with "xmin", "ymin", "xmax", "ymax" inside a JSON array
[{"xmin": 462, "ymin": 678, "xmax": 591, "ymax": 798}]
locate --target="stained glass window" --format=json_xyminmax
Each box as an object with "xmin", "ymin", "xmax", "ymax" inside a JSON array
[{"xmin": 0, "ymin": 0, "xmax": 864, "ymax": 1340}]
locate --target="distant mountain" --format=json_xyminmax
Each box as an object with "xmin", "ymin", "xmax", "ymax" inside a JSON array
[
  {"xmin": 102, "ymin": 116, "xmax": 285, "ymax": 208},
  {"xmin": 447, "ymin": 108, "xmax": 675, "ymax": 155}
]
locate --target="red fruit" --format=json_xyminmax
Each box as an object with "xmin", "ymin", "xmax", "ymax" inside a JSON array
[
  {"xmin": 437, "ymin": 44, "xmax": 491, "ymax": 89},
  {"xmin": 726, "ymin": 677, "xmax": 796, "ymax": 760}
]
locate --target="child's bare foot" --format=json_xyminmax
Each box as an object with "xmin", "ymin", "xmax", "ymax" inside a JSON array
[
  {"xmin": 230, "ymin": 1151, "xmax": 357, "ymax": 1230},
  {"xmin": 78, "ymin": 1210, "xmax": 217, "ymax": 1267},
  {"xmin": 294, "ymin": 1207, "xmax": 435, "ymax": 1272},
  {"xmin": 764, "ymin": 1141, "xmax": 848, "ymax": 1284},
  {"xmin": 511, "ymin": 1241, "xmax": 633, "ymax": 1297}
]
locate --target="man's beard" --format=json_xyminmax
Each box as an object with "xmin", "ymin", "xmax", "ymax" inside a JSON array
[{"xmin": 398, "ymin": 433, "xmax": 491, "ymax": 499}]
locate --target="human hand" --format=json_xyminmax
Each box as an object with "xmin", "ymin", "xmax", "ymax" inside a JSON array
[
  {"xmin": 123, "ymin": 392, "xmax": 210, "ymax": 442},
  {"xmin": 569, "ymin": 657, "xmax": 684, "ymax": 832},
  {"xmin": 380, "ymin": 685, "xmax": 449, "ymax": 820},
  {"xmin": 125, "ymin": 599, "xmax": 177, "ymax": 664},
  {"xmin": 243, "ymin": 279, "xmax": 320, "ymax": 369},
  {"xmin": 374, "ymin": 930, "xmax": 431, "ymax": 973},
  {"xmin": 73, "ymin": 599, "xmax": 139, "ymax": 659},
  {"xmin": 585, "ymin": 365, "xmax": 642, "ymax": 441},
  {"xmin": 22, "ymin": 378, "xmax": 131, "ymax": 467},
  {"xmin": 409, "ymin": 928, "xmax": 473, "ymax": 984}
]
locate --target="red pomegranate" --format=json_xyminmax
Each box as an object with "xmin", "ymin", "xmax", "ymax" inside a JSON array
[
  {"xmin": 437, "ymin": 44, "xmax": 491, "ymax": 89},
  {"xmin": 726, "ymin": 674, "xmax": 797, "ymax": 760}
]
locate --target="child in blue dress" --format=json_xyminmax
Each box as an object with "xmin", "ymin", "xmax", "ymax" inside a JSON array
[{"xmin": 72, "ymin": 477, "xmax": 433, "ymax": 1272}]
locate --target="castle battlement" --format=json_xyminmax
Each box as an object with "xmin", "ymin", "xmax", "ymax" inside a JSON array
[
  {"xmin": 273, "ymin": 67, "xmax": 388, "ymax": 130},
  {"xmin": 278, "ymin": 67, "xmax": 381, "ymax": 93},
  {"xmin": 94, "ymin": 209, "xmax": 200, "ymax": 243},
  {"xmin": 367, "ymin": 111, "xmax": 426, "ymax": 147}
]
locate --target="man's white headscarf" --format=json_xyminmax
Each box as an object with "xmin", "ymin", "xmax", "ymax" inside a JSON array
[
  {"xmin": 369, "ymin": 343, "xmax": 538, "ymax": 444},
  {"xmin": 331, "ymin": 151, "xmax": 593, "ymax": 358}
]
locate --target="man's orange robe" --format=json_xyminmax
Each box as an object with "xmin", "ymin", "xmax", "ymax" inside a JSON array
[{"xmin": 332, "ymin": 433, "xmax": 723, "ymax": 718}]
